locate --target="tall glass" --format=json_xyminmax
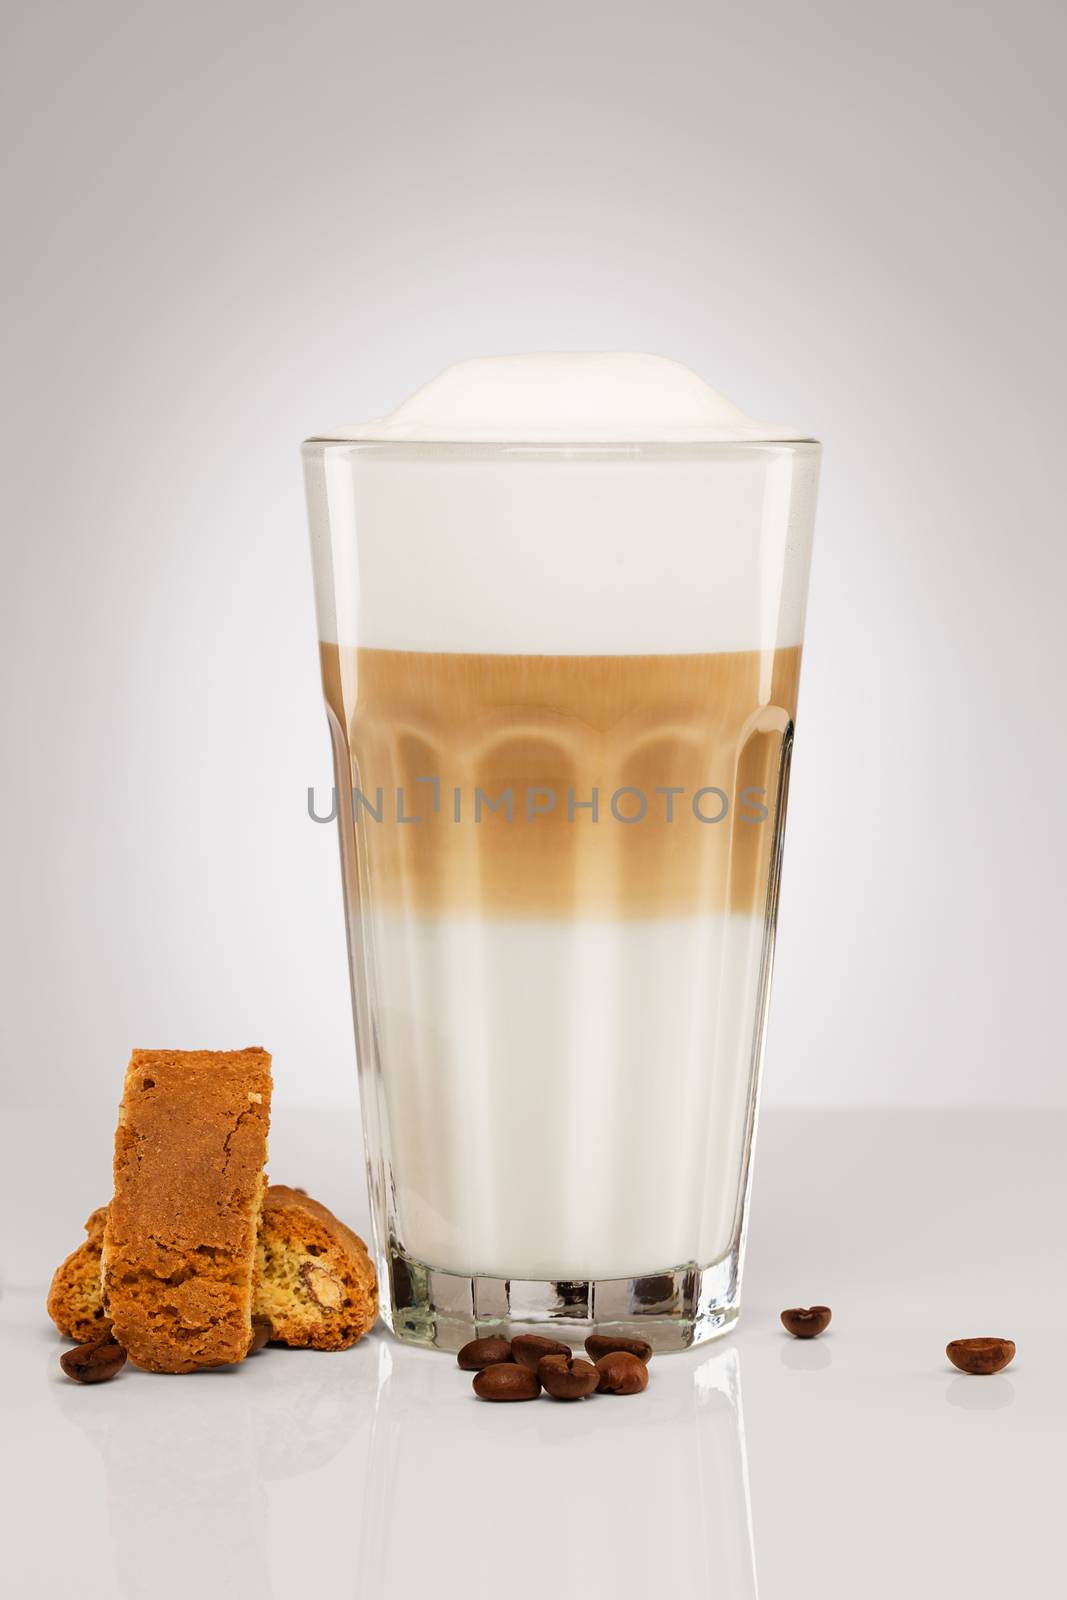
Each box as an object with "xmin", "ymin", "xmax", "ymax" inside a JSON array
[{"xmin": 304, "ymin": 438, "xmax": 819, "ymax": 1350}]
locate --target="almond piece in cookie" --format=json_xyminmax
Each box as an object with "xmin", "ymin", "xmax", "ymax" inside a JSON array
[
  {"xmin": 47, "ymin": 1206, "xmax": 111, "ymax": 1343},
  {"xmin": 103, "ymin": 1048, "xmax": 273, "ymax": 1373},
  {"xmin": 254, "ymin": 1185, "xmax": 377, "ymax": 1350}
]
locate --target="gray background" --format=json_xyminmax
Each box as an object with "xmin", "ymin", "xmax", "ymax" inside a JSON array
[{"xmin": 2, "ymin": 0, "xmax": 1064, "ymax": 1114}]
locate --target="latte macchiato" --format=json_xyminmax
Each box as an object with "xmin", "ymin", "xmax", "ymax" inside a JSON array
[
  {"xmin": 304, "ymin": 353, "xmax": 819, "ymax": 1346},
  {"xmin": 322, "ymin": 642, "xmax": 799, "ymax": 1278}
]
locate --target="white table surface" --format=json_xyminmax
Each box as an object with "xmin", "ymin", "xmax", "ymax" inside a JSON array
[{"xmin": 3, "ymin": 1106, "xmax": 1064, "ymax": 1599}]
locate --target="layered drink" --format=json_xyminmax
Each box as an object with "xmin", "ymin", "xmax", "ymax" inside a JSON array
[{"xmin": 304, "ymin": 354, "xmax": 819, "ymax": 1348}]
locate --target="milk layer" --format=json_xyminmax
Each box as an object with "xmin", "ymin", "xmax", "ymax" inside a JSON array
[{"xmin": 369, "ymin": 909, "xmax": 768, "ymax": 1280}]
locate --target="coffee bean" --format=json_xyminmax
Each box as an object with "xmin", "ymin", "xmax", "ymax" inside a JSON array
[
  {"xmin": 780, "ymin": 1306, "xmax": 832, "ymax": 1339},
  {"xmin": 248, "ymin": 1318, "xmax": 273, "ymax": 1354},
  {"xmin": 585, "ymin": 1334, "xmax": 652, "ymax": 1364},
  {"xmin": 511, "ymin": 1333, "xmax": 570, "ymax": 1371},
  {"xmin": 538, "ymin": 1353, "xmax": 600, "ymax": 1400},
  {"xmin": 595, "ymin": 1351, "xmax": 649, "ymax": 1395},
  {"xmin": 946, "ymin": 1337, "xmax": 1015, "ymax": 1375},
  {"xmin": 473, "ymin": 1362, "xmax": 541, "ymax": 1401},
  {"xmin": 457, "ymin": 1336, "xmax": 513, "ymax": 1371},
  {"xmin": 60, "ymin": 1335, "xmax": 127, "ymax": 1385}
]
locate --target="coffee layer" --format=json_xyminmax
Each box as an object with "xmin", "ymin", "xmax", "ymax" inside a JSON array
[{"xmin": 321, "ymin": 645, "xmax": 801, "ymax": 917}]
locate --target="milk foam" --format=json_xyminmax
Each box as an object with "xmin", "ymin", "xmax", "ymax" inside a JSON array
[
  {"xmin": 305, "ymin": 357, "xmax": 818, "ymax": 655},
  {"xmin": 318, "ymin": 353, "xmax": 808, "ymax": 444}
]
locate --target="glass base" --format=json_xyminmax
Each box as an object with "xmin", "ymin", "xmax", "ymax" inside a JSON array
[{"xmin": 382, "ymin": 1242, "xmax": 740, "ymax": 1353}]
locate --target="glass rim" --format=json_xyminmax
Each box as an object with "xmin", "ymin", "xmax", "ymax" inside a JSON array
[{"xmin": 301, "ymin": 436, "xmax": 820, "ymax": 456}]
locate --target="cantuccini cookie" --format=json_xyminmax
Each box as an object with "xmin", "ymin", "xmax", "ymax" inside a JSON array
[
  {"xmin": 47, "ymin": 1206, "xmax": 109, "ymax": 1343},
  {"xmin": 49, "ymin": 1186, "xmax": 378, "ymax": 1354},
  {"xmin": 102, "ymin": 1048, "xmax": 272, "ymax": 1372},
  {"xmin": 254, "ymin": 1184, "xmax": 377, "ymax": 1350}
]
